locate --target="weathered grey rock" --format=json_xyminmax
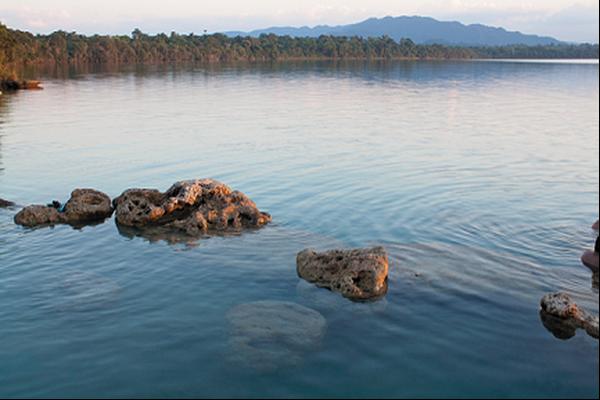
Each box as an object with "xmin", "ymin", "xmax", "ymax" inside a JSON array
[
  {"xmin": 112, "ymin": 179, "xmax": 271, "ymax": 236},
  {"xmin": 0, "ymin": 197, "xmax": 15, "ymax": 207},
  {"xmin": 227, "ymin": 301, "xmax": 326, "ymax": 371},
  {"xmin": 14, "ymin": 188, "xmax": 113, "ymax": 227},
  {"xmin": 540, "ymin": 292, "xmax": 598, "ymax": 339},
  {"xmin": 296, "ymin": 246, "xmax": 389, "ymax": 300}
]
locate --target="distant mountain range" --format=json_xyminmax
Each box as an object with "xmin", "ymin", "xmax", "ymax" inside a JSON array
[{"xmin": 225, "ymin": 16, "xmax": 562, "ymax": 46}]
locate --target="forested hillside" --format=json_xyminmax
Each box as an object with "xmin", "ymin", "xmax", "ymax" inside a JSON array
[{"xmin": 1, "ymin": 23, "xmax": 598, "ymax": 78}]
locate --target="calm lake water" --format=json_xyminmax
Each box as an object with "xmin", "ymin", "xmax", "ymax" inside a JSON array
[{"xmin": 1, "ymin": 60, "xmax": 598, "ymax": 398}]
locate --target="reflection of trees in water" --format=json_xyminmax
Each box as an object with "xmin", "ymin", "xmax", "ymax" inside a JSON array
[{"xmin": 0, "ymin": 93, "xmax": 8, "ymax": 174}]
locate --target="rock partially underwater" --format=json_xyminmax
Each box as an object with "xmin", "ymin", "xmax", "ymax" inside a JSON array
[
  {"xmin": 113, "ymin": 179, "xmax": 271, "ymax": 237},
  {"xmin": 0, "ymin": 197, "xmax": 15, "ymax": 207},
  {"xmin": 14, "ymin": 189, "xmax": 113, "ymax": 227},
  {"xmin": 227, "ymin": 301, "xmax": 326, "ymax": 371},
  {"xmin": 0, "ymin": 78, "xmax": 42, "ymax": 91},
  {"xmin": 540, "ymin": 292, "xmax": 598, "ymax": 339},
  {"xmin": 296, "ymin": 246, "xmax": 389, "ymax": 301}
]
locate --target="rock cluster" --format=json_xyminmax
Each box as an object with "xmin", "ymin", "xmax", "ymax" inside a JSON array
[
  {"xmin": 112, "ymin": 179, "xmax": 271, "ymax": 236},
  {"xmin": 296, "ymin": 246, "xmax": 389, "ymax": 300},
  {"xmin": 540, "ymin": 292, "xmax": 598, "ymax": 339},
  {"xmin": 14, "ymin": 189, "xmax": 113, "ymax": 227}
]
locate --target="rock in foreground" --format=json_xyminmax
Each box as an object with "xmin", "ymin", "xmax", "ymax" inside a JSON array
[
  {"xmin": 14, "ymin": 189, "xmax": 113, "ymax": 227},
  {"xmin": 296, "ymin": 246, "xmax": 389, "ymax": 300},
  {"xmin": 540, "ymin": 292, "xmax": 598, "ymax": 339},
  {"xmin": 227, "ymin": 301, "xmax": 326, "ymax": 370},
  {"xmin": 112, "ymin": 179, "xmax": 271, "ymax": 236}
]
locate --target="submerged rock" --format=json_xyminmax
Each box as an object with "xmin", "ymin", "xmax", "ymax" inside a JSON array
[
  {"xmin": 112, "ymin": 179, "xmax": 271, "ymax": 236},
  {"xmin": 296, "ymin": 246, "xmax": 389, "ymax": 301},
  {"xmin": 540, "ymin": 292, "xmax": 598, "ymax": 339},
  {"xmin": 14, "ymin": 188, "xmax": 113, "ymax": 227},
  {"xmin": 227, "ymin": 301, "xmax": 326, "ymax": 370},
  {"xmin": 0, "ymin": 197, "xmax": 16, "ymax": 207},
  {"xmin": 35, "ymin": 270, "xmax": 121, "ymax": 312}
]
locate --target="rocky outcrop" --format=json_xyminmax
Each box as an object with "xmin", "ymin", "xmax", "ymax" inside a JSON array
[
  {"xmin": 112, "ymin": 179, "xmax": 271, "ymax": 236},
  {"xmin": 227, "ymin": 301, "xmax": 326, "ymax": 370},
  {"xmin": 0, "ymin": 79, "xmax": 42, "ymax": 91},
  {"xmin": 540, "ymin": 292, "xmax": 598, "ymax": 339},
  {"xmin": 14, "ymin": 188, "xmax": 113, "ymax": 227},
  {"xmin": 296, "ymin": 246, "xmax": 389, "ymax": 301},
  {"xmin": 0, "ymin": 198, "xmax": 15, "ymax": 207}
]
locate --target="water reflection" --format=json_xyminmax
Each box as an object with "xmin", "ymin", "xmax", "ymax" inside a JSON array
[
  {"xmin": 15, "ymin": 59, "xmax": 600, "ymax": 90},
  {"xmin": 539, "ymin": 309, "xmax": 579, "ymax": 340},
  {"xmin": 116, "ymin": 222, "xmax": 206, "ymax": 246},
  {"xmin": 0, "ymin": 93, "xmax": 7, "ymax": 175}
]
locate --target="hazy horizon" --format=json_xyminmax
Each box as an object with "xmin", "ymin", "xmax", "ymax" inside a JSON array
[{"xmin": 0, "ymin": 0, "xmax": 598, "ymax": 43}]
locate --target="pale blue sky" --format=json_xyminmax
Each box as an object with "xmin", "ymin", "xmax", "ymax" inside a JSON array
[{"xmin": 0, "ymin": 0, "xmax": 598, "ymax": 42}]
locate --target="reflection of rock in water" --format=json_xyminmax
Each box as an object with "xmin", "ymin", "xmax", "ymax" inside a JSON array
[
  {"xmin": 539, "ymin": 309, "xmax": 578, "ymax": 340},
  {"xmin": 116, "ymin": 223, "xmax": 206, "ymax": 246},
  {"xmin": 116, "ymin": 224, "xmax": 348, "ymax": 250},
  {"xmin": 295, "ymin": 280, "xmax": 388, "ymax": 314},
  {"xmin": 226, "ymin": 301, "xmax": 326, "ymax": 371},
  {"xmin": 39, "ymin": 271, "xmax": 121, "ymax": 312}
]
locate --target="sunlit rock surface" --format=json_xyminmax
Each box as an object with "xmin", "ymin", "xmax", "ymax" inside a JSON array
[
  {"xmin": 14, "ymin": 189, "xmax": 113, "ymax": 227},
  {"xmin": 296, "ymin": 246, "xmax": 389, "ymax": 300},
  {"xmin": 227, "ymin": 301, "xmax": 326, "ymax": 371},
  {"xmin": 540, "ymin": 292, "xmax": 599, "ymax": 339},
  {"xmin": 113, "ymin": 179, "xmax": 271, "ymax": 237}
]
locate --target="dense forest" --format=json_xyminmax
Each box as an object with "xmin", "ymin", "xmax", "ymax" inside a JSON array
[{"xmin": 1, "ymin": 22, "xmax": 598, "ymax": 78}]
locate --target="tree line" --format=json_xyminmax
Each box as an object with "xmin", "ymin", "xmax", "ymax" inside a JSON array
[{"xmin": 1, "ymin": 22, "xmax": 598, "ymax": 76}]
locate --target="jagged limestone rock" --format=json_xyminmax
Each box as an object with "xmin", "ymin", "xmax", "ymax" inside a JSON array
[
  {"xmin": 540, "ymin": 292, "xmax": 598, "ymax": 339},
  {"xmin": 112, "ymin": 179, "xmax": 271, "ymax": 236},
  {"xmin": 14, "ymin": 189, "xmax": 113, "ymax": 227},
  {"xmin": 296, "ymin": 246, "xmax": 389, "ymax": 301}
]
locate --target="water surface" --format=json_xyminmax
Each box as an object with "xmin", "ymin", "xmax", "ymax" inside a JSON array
[{"xmin": 1, "ymin": 60, "xmax": 599, "ymax": 398}]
